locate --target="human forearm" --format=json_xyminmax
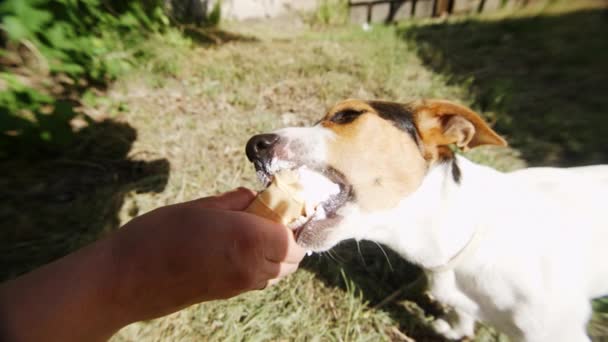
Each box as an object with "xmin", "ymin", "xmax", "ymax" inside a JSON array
[
  {"xmin": 0, "ymin": 188, "xmax": 304, "ymax": 341},
  {"xmin": 0, "ymin": 235, "xmax": 124, "ymax": 342}
]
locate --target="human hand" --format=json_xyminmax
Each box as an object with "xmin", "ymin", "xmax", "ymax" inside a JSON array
[
  {"xmin": 0, "ymin": 188, "xmax": 305, "ymax": 342},
  {"xmin": 111, "ymin": 187, "xmax": 306, "ymax": 324}
]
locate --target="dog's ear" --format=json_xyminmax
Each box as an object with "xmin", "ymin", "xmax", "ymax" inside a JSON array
[{"xmin": 411, "ymin": 99, "xmax": 507, "ymax": 154}]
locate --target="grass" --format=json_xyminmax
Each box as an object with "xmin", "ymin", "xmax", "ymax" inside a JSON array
[{"xmin": 1, "ymin": 1, "xmax": 607, "ymax": 341}]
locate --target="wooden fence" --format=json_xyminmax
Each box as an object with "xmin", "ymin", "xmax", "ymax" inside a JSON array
[{"xmin": 348, "ymin": 0, "xmax": 509, "ymax": 23}]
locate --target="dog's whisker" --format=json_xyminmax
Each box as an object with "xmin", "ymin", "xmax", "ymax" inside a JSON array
[
  {"xmin": 326, "ymin": 251, "xmax": 341, "ymax": 265},
  {"xmin": 326, "ymin": 249, "xmax": 344, "ymax": 265},
  {"xmin": 373, "ymin": 241, "xmax": 394, "ymax": 272},
  {"xmin": 356, "ymin": 239, "xmax": 367, "ymax": 267},
  {"xmin": 326, "ymin": 249, "xmax": 339, "ymax": 263},
  {"xmin": 319, "ymin": 251, "xmax": 332, "ymax": 264}
]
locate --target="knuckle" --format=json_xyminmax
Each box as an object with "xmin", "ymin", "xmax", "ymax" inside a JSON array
[
  {"xmin": 226, "ymin": 227, "xmax": 265, "ymax": 289},
  {"xmin": 233, "ymin": 267, "xmax": 258, "ymax": 289},
  {"xmin": 234, "ymin": 227, "xmax": 261, "ymax": 258}
]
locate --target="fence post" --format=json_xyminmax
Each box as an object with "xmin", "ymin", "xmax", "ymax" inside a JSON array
[{"xmin": 435, "ymin": 0, "xmax": 450, "ymax": 16}]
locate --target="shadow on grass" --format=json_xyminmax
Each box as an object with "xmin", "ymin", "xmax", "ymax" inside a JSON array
[
  {"xmin": 181, "ymin": 25, "xmax": 259, "ymax": 45},
  {"xmin": 0, "ymin": 110, "xmax": 169, "ymax": 281},
  {"xmin": 400, "ymin": 7, "xmax": 608, "ymax": 166},
  {"xmin": 302, "ymin": 240, "xmax": 449, "ymax": 341}
]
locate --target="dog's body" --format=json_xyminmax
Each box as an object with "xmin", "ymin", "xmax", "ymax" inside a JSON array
[
  {"xmin": 245, "ymin": 99, "xmax": 608, "ymax": 341},
  {"xmin": 378, "ymin": 157, "xmax": 608, "ymax": 341}
]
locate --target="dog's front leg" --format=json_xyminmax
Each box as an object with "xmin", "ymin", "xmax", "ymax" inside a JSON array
[
  {"xmin": 428, "ymin": 271, "xmax": 477, "ymax": 340},
  {"xmin": 432, "ymin": 307, "xmax": 475, "ymax": 340}
]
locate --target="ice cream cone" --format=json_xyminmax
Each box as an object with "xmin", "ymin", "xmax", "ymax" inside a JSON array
[{"xmin": 245, "ymin": 170, "xmax": 307, "ymax": 226}]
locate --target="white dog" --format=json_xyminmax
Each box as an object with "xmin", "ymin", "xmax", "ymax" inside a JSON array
[{"xmin": 245, "ymin": 99, "xmax": 608, "ymax": 341}]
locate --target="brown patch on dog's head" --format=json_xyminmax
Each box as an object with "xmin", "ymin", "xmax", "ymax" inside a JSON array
[
  {"xmin": 410, "ymin": 99, "xmax": 507, "ymax": 162},
  {"xmin": 320, "ymin": 99, "xmax": 427, "ymax": 212},
  {"xmin": 319, "ymin": 99, "xmax": 505, "ymax": 212}
]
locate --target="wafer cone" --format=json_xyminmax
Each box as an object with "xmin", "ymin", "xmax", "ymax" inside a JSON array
[{"xmin": 246, "ymin": 170, "xmax": 307, "ymax": 226}]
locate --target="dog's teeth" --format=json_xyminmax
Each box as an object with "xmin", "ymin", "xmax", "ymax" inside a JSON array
[
  {"xmin": 306, "ymin": 251, "xmax": 313, "ymax": 256},
  {"xmin": 315, "ymin": 206, "xmax": 327, "ymax": 220}
]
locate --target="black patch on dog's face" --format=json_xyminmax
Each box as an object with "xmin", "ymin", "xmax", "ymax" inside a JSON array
[
  {"xmin": 437, "ymin": 147, "xmax": 462, "ymax": 184},
  {"xmin": 451, "ymin": 157, "xmax": 462, "ymax": 184},
  {"xmin": 367, "ymin": 101, "xmax": 419, "ymax": 145}
]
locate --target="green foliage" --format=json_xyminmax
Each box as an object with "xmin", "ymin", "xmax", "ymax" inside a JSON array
[
  {"xmin": 0, "ymin": 0, "xmax": 169, "ymax": 81},
  {"xmin": 206, "ymin": 0, "xmax": 222, "ymax": 27},
  {"xmin": 0, "ymin": 74, "xmax": 80, "ymax": 159},
  {"xmin": 0, "ymin": 0, "xmax": 171, "ymax": 159},
  {"xmin": 312, "ymin": 0, "xmax": 349, "ymax": 26},
  {"xmin": 165, "ymin": 0, "xmax": 222, "ymax": 27},
  {"xmin": 594, "ymin": 297, "xmax": 608, "ymax": 313}
]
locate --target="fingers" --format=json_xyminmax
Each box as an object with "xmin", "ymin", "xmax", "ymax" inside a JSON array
[
  {"xmin": 249, "ymin": 223, "xmax": 305, "ymax": 290},
  {"xmin": 222, "ymin": 206, "xmax": 305, "ymax": 264},
  {"xmin": 192, "ymin": 187, "xmax": 257, "ymax": 211},
  {"xmin": 255, "ymin": 261, "xmax": 300, "ymax": 290},
  {"xmin": 218, "ymin": 187, "xmax": 257, "ymax": 210},
  {"xmin": 274, "ymin": 261, "xmax": 299, "ymax": 278},
  {"xmin": 259, "ymin": 223, "xmax": 306, "ymax": 264},
  {"xmin": 201, "ymin": 189, "xmax": 306, "ymax": 263}
]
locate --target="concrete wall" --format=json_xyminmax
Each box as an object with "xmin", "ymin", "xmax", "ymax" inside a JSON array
[
  {"xmin": 166, "ymin": 0, "xmax": 317, "ymax": 22},
  {"xmin": 219, "ymin": 0, "xmax": 318, "ymax": 20}
]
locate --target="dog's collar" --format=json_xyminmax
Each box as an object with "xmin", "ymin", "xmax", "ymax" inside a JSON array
[{"xmin": 427, "ymin": 225, "xmax": 485, "ymax": 273}]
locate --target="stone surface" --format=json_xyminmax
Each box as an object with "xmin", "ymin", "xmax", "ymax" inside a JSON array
[{"xmin": 219, "ymin": 0, "xmax": 317, "ymax": 20}]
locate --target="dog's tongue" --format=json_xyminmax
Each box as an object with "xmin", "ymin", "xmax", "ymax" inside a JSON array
[{"xmin": 245, "ymin": 167, "xmax": 340, "ymax": 228}]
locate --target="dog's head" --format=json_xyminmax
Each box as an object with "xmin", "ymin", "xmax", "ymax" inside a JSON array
[{"xmin": 246, "ymin": 99, "xmax": 506, "ymax": 251}]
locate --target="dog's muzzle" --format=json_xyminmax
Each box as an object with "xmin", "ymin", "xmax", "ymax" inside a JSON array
[{"xmin": 244, "ymin": 131, "xmax": 353, "ymax": 250}]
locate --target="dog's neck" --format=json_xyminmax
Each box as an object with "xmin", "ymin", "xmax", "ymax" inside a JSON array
[{"xmin": 356, "ymin": 155, "xmax": 502, "ymax": 270}]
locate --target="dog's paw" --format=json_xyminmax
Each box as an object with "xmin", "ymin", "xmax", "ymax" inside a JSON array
[{"xmin": 432, "ymin": 318, "xmax": 467, "ymax": 340}]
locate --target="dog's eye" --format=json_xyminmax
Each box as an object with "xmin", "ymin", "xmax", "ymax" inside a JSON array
[{"xmin": 330, "ymin": 110, "xmax": 363, "ymax": 124}]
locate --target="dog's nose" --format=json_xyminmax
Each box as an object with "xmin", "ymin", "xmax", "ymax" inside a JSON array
[{"xmin": 246, "ymin": 133, "xmax": 280, "ymax": 163}]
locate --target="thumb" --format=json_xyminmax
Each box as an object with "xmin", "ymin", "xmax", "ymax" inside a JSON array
[{"xmin": 193, "ymin": 187, "xmax": 257, "ymax": 211}]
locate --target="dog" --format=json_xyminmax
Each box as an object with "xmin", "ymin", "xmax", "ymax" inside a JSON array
[{"xmin": 245, "ymin": 99, "xmax": 608, "ymax": 342}]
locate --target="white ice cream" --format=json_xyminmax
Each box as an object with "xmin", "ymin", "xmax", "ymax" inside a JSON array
[{"xmin": 296, "ymin": 166, "xmax": 341, "ymax": 217}]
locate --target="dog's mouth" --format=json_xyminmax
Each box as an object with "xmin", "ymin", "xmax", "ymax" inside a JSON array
[{"xmin": 253, "ymin": 160, "xmax": 353, "ymax": 244}]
